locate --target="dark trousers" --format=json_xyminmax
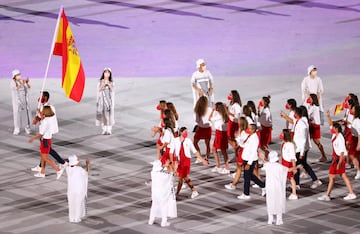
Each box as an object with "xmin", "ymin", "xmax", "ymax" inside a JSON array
[
  {"xmin": 243, "ymin": 161, "xmax": 265, "ymax": 196},
  {"xmin": 38, "ymin": 147, "xmax": 65, "ymax": 167},
  {"xmin": 294, "ymin": 151, "xmax": 318, "ymax": 185}
]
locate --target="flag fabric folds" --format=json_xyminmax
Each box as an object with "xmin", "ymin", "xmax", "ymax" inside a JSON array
[
  {"xmin": 334, "ymin": 104, "xmax": 343, "ymax": 116},
  {"xmin": 53, "ymin": 8, "xmax": 85, "ymax": 102}
]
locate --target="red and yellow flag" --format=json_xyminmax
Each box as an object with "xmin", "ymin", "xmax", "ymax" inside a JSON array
[
  {"xmin": 53, "ymin": 8, "xmax": 85, "ymax": 102},
  {"xmin": 334, "ymin": 104, "xmax": 343, "ymax": 116}
]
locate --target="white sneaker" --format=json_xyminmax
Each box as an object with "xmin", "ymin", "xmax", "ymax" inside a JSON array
[
  {"xmin": 318, "ymin": 194, "xmax": 330, "ymax": 201},
  {"xmin": 261, "ymin": 188, "xmax": 266, "ymax": 197},
  {"xmin": 225, "ymin": 183, "xmax": 236, "ymax": 190},
  {"xmin": 195, "ymin": 158, "xmax": 202, "ymax": 164},
  {"xmin": 34, "ymin": 172, "xmax": 45, "ymax": 178},
  {"xmin": 161, "ymin": 222, "xmax": 170, "ymax": 227},
  {"xmin": 310, "ymin": 180, "xmax": 322, "ymax": 189},
  {"xmin": 355, "ymin": 171, "xmax": 360, "ymax": 180},
  {"xmin": 148, "ymin": 218, "xmax": 154, "ymax": 225},
  {"xmin": 56, "ymin": 168, "xmax": 65, "ymax": 179},
  {"xmin": 31, "ymin": 165, "xmax": 41, "ymax": 172},
  {"xmin": 296, "ymin": 185, "xmax": 301, "ymax": 190},
  {"xmin": 25, "ymin": 127, "xmax": 31, "ymax": 135},
  {"xmin": 219, "ymin": 168, "xmax": 230, "ymax": 175},
  {"xmin": 237, "ymin": 193, "xmax": 251, "ymax": 200},
  {"xmin": 211, "ymin": 167, "xmax": 221, "ymax": 173},
  {"xmin": 13, "ymin": 128, "xmax": 20, "ymax": 135},
  {"xmin": 252, "ymin": 184, "xmax": 260, "ymax": 188},
  {"xmin": 288, "ymin": 194, "xmax": 298, "ymax": 200},
  {"xmin": 191, "ymin": 191, "xmax": 199, "ymax": 199},
  {"xmin": 276, "ymin": 219, "xmax": 283, "ymax": 225},
  {"xmin": 344, "ymin": 193, "xmax": 357, "ymax": 200}
]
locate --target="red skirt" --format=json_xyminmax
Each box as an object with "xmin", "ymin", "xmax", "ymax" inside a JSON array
[
  {"xmin": 282, "ymin": 158, "xmax": 294, "ymax": 179},
  {"xmin": 344, "ymin": 127, "xmax": 352, "ymax": 143},
  {"xmin": 237, "ymin": 146, "xmax": 244, "ymax": 164},
  {"xmin": 329, "ymin": 154, "xmax": 346, "ymax": 175},
  {"xmin": 160, "ymin": 147, "xmax": 177, "ymax": 165},
  {"xmin": 260, "ymin": 125, "xmax": 272, "ymax": 147},
  {"xmin": 177, "ymin": 156, "xmax": 191, "ymax": 178},
  {"xmin": 213, "ymin": 130, "xmax": 228, "ymax": 150},
  {"xmin": 40, "ymin": 139, "xmax": 51, "ymax": 154},
  {"xmin": 227, "ymin": 119, "xmax": 239, "ymax": 139},
  {"xmin": 348, "ymin": 136, "xmax": 359, "ymax": 156},
  {"xmin": 194, "ymin": 126, "xmax": 212, "ymax": 140},
  {"xmin": 310, "ymin": 123, "xmax": 321, "ymax": 139}
]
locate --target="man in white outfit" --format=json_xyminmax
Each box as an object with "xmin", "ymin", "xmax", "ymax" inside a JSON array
[
  {"xmin": 66, "ymin": 155, "xmax": 89, "ymax": 223},
  {"xmin": 301, "ymin": 65, "xmax": 324, "ymax": 124},
  {"xmin": 191, "ymin": 59, "xmax": 214, "ymax": 131}
]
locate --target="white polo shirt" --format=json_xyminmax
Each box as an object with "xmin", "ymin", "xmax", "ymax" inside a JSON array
[{"xmin": 281, "ymin": 142, "xmax": 296, "ymax": 162}]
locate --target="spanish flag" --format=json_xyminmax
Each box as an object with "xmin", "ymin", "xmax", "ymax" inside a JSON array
[
  {"xmin": 334, "ymin": 104, "xmax": 343, "ymax": 116},
  {"xmin": 53, "ymin": 8, "xmax": 85, "ymax": 102}
]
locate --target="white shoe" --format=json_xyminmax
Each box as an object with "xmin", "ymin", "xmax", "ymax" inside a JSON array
[
  {"xmin": 276, "ymin": 219, "xmax": 283, "ymax": 225},
  {"xmin": 191, "ymin": 191, "xmax": 199, "ymax": 199},
  {"xmin": 237, "ymin": 193, "xmax": 251, "ymax": 200},
  {"xmin": 25, "ymin": 127, "xmax": 31, "ymax": 135},
  {"xmin": 261, "ymin": 188, "xmax": 266, "ymax": 197},
  {"xmin": 311, "ymin": 180, "xmax": 322, "ymax": 189},
  {"xmin": 56, "ymin": 168, "xmax": 65, "ymax": 179},
  {"xmin": 34, "ymin": 172, "xmax": 45, "ymax": 178},
  {"xmin": 344, "ymin": 193, "xmax": 357, "ymax": 200},
  {"xmin": 148, "ymin": 219, "xmax": 154, "ymax": 225},
  {"xmin": 211, "ymin": 167, "xmax": 221, "ymax": 173},
  {"xmin": 161, "ymin": 222, "xmax": 170, "ymax": 227},
  {"xmin": 195, "ymin": 158, "xmax": 202, "ymax": 164},
  {"xmin": 31, "ymin": 165, "xmax": 41, "ymax": 172},
  {"xmin": 318, "ymin": 194, "xmax": 330, "ymax": 201},
  {"xmin": 225, "ymin": 183, "xmax": 236, "ymax": 190},
  {"xmin": 355, "ymin": 171, "xmax": 360, "ymax": 180},
  {"xmin": 252, "ymin": 184, "xmax": 260, "ymax": 188},
  {"xmin": 219, "ymin": 168, "xmax": 230, "ymax": 175},
  {"xmin": 288, "ymin": 194, "xmax": 298, "ymax": 200},
  {"xmin": 102, "ymin": 129, "xmax": 106, "ymax": 135},
  {"xmin": 107, "ymin": 126, "xmax": 112, "ymax": 135},
  {"xmin": 296, "ymin": 185, "xmax": 301, "ymax": 190},
  {"xmin": 13, "ymin": 128, "xmax": 20, "ymax": 135}
]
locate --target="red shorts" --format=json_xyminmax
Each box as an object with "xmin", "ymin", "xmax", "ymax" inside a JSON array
[
  {"xmin": 160, "ymin": 147, "xmax": 177, "ymax": 165},
  {"xmin": 282, "ymin": 159, "xmax": 294, "ymax": 179},
  {"xmin": 213, "ymin": 130, "xmax": 228, "ymax": 150},
  {"xmin": 177, "ymin": 156, "xmax": 191, "ymax": 178},
  {"xmin": 227, "ymin": 119, "xmax": 239, "ymax": 139},
  {"xmin": 40, "ymin": 139, "xmax": 51, "ymax": 154},
  {"xmin": 157, "ymin": 138, "xmax": 163, "ymax": 147},
  {"xmin": 260, "ymin": 125, "xmax": 272, "ymax": 147},
  {"xmin": 329, "ymin": 155, "xmax": 346, "ymax": 175},
  {"xmin": 310, "ymin": 123, "xmax": 321, "ymax": 139},
  {"xmin": 348, "ymin": 136, "xmax": 359, "ymax": 156},
  {"xmin": 194, "ymin": 126, "xmax": 212, "ymax": 140},
  {"xmin": 237, "ymin": 146, "xmax": 244, "ymax": 164}
]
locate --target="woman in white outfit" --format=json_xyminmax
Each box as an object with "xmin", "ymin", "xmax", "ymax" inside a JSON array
[
  {"xmin": 96, "ymin": 68, "xmax": 115, "ymax": 135},
  {"xmin": 10, "ymin": 69, "xmax": 32, "ymax": 135},
  {"xmin": 66, "ymin": 155, "xmax": 90, "ymax": 223}
]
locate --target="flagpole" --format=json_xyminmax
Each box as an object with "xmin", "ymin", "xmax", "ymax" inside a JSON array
[{"xmin": 37, "ymin": 5, "xmax": 63, "ymax": 109}]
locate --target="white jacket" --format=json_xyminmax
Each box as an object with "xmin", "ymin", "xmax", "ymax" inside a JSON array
[
  {"xmin": 238, "ymin": 133, "xmax": 259, "ymax": 165},
  {"xmin": 170, "ymin": 137, "xmax": 198, "ymax": 160},
  {"xmin": 293, "ymin": 118, "xmax": 311, "ymax": 155}
]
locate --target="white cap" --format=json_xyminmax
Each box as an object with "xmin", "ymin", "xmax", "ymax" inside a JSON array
[
  {"xmin": 268, "ymin": 151, "xmax": 279, "ymax": 163},
  {"xmin": 12, "ymin": 69, "xmax": 21, "ymax": 78},
  {"xmin": 307, "ymin": 65, "xmax": 316, "ymax": 75},
  {"xmin": 104, "ymin": 67, "xmax": 112, "ymax": 73},
  {"xmin": 68, "ymin": 154, "xmax": 80, "ymax": 166},
  {"xmin": 151, "ymin": 160, "xmax": 163, "ymax": 172},
  {"xmin": 196, "ymin": 59, "xmax": 205, "ymax": 68}
]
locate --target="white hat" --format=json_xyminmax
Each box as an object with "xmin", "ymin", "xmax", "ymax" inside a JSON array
[
  {"xmin": 196, "ymin": 59, "xmax": 205, "ymax": 68},
  {"xmin": 268, "ymin": 151, "xmax": 279, "ymax": 163},
  {"xmin": 68, "ymin": 154, "xmax": 80, "ymax": 166},
  {"xmin": 12, "ymin": 69, "xmax": 21, "ymax": 78},
  {"xmin": 104, "ymin": 67, "xmax": 112, "ymax": 73},
  {"xmin": 151, "ymin": 160, "xmax": 163, "ymax": 172},
  {"xmin": 307, "ymin": 65, "xmax": 316, "ymax": 75}
]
